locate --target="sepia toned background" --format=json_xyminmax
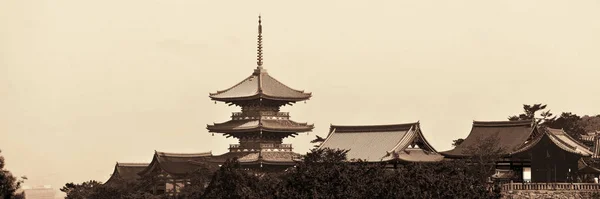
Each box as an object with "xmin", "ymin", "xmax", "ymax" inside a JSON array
[{"xmin": 1, "ymin": 0, "xmax": 599, "ymax": 197}]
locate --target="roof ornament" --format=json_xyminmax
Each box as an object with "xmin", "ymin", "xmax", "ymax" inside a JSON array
[{"xmin": 256, "ymin": 15, "xmax": 263, "ymax": 68}]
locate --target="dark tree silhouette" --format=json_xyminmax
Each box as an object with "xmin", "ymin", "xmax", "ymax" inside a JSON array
[
  {"xmin": 0, "ymin": 150, "xmax": 26, "ymax": 199},
  {"xmin": 310, "ymin": 135, "xmax": 326, "ymax": 148},
  {"xmin": 452, "ymin": 138, "xmax": 465, "ymax": 147},
  {"xmin": 508, "ymin": 103, "xmax": 555, "ymax": 125}
]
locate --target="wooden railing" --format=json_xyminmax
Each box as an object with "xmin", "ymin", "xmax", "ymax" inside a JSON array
[
  {"xmin": 229, "ymin": 144, "xmax": 293, "ymax": 152},
  {"xmin": 502, "ymin": 183, "xmax": 600, "ymax": 191}
]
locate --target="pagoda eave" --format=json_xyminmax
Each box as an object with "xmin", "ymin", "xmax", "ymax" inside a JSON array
[
  {"xmin": 209, "ymin": 94, "xmax": 311, "ymax": 104},
  {"xmin": 207, "ymin": 126, "xmax": 313, "ymax": 134}
]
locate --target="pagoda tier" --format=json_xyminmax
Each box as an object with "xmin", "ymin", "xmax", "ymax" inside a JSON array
[{"xmin": 209, "ymin": 67, "xmax": 311, "ymax": 106}]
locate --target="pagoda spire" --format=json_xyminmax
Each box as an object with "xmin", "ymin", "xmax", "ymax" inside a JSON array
[{"xmin": 256, "ymin": 15, "xmax": 263, "ymax": 68}]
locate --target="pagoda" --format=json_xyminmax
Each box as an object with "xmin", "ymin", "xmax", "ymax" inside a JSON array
[{"xmin": 206, "ymin": 16, "xmax": 314, "ymax": 169}]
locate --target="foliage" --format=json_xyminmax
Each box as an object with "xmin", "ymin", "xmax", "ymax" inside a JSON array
[
  {"xmin": 177, "ymin": 163, "xmax": 218, "ymax": 198},
  {"xmin": 546, "ymin": 112, "xmax": 586, "ymax": 139},
  {"xmin": 310, "ymin": 135, "xmax": 326, "ymax": 148},
  {"xmin": 201, "ymin": 158, "xmax": 271, "ymax": 198},
  {"xmin": 277, "ymin": 148, "xmax": 386, "ymax": 199},
  {"xmin": 65, "ymin": 148, "xmax": 502, "ymax": 199},
  {"xmin": 452, "ymin": 138, "xmax": 465, "ymax": 147},
  {"xmin": 508, "ymin": 103, "xmax": 555, "ymax": 125},
  {"xmin": 507, "ymin": 103, "xmax": 600, "ymax": 139},
  {"xmin": 579, "ymin": 115, "xmax": 600, "ymax": 133},
  {"xmin": 381, "ymin": 161, "xmax": 501, "ymax": 199},
  {"xmin": 279, "ymin": 148, "xmax": 499, "ymax": 199},
  {"xmin": 463, "ymin": 133, "xmax": 506, "ymax": 183},
  {"xmin": 0, "ymin": 150, "xmax": 26, "ymax": 199},
  {"xmin": 60, "ymin": 180, "xmax": 103, "ymax": 199}
]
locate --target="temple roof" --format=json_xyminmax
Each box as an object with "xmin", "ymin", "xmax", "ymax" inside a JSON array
[
  {"xmin": 512, "ymin": 128, "xmax": 593, "ymax": 156},
  {"xmin": 210, "ymin": 16, "xmax": 310, "ymax": 103},
  {"xmin": 190, "ymin": 151, "xmax": 301, "ymax": 166},
  {"xmin": 209, "ymin": 67, "xmax": 311, "ymax": 103},
  {"xmin": 138, "ymin": 151, "xmax": 213, "ymax": 177},
  {"xmin": 319, "ymin": 122, "xmax": 443, "ymax": 162},
  {"xmin": 441, "ymin": 120, "xmax": 537, "ymax": 158},
  {"xmin": 105, "ymin": 162, "xmax": 149, "ymax": 185},
  {"xmin": 207, "ymin": 118, "xmax": 314, "ymax": 134}
]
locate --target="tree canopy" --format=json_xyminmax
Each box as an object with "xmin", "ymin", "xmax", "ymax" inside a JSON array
[{"xmin": 0, "ymin": 150, "xmax": 25, "ymax": 199}]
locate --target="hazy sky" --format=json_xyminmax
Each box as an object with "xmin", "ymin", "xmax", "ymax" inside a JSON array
[{"xmin": 2, "ymin": 0, "xmax": 600, "ymax": 195}]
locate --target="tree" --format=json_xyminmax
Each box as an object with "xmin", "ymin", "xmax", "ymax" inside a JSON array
[
  {"xmin": 0, "ymin": 150, "xmax": 25, "ymax": 199},
  {"xmin": 277, "ymin": 148, "xmax": 386, "ymax": 199},
  {"xmin": 546, "ymin": 112, "xmax": 586, "ymax": 139},
  {"xmin": 508, "ymin": 103, "xmax": 555, "ymax": 125},
  {"xmin": 579, "ymin": 115, "xmax": 600, "ymax": 133},
  {"xmin": 464, "ymin": 132, "xmax": 506, "ymax": 183},
  {"xmin": 452, "ymin": 138, "xmax": 465, "ymax": 147},
  {"xmin": 61, "ymin": 180, "xmax": 103, "ymax": 199},
  {"xmin": 177, "ymin": 163, "xmax": 218, "ymax": 198},
  {"xmin": 201, "ymin": 158, "xmax": 268, "ymax": 198},
  {"xmin": 310, "ymin": 135, "xmax": 326, "ymax": 148}
]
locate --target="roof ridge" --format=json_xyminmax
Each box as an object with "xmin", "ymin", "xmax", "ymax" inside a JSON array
[
  {"xmin": 262, "ymin": 72, "xmax": 310, "ymax": 95},
  {"xmin": 210, "ymin": 74, "xmax": 258, "ymax": 96},
  {"xmin": 331, "ymin": 122, "xmax": 419, "ymax": 128},
  {"xmin": 156, "ymin": 151, "xmax": 213, "ymax": 157},
  {"xmin": 545, "ymin": 127, "xmax": 593, "ymax": 152},
  {"xmin": 330, "ymin": 122, "xmax": 419, "ymax": 128},
  {"xmin": 117, "ymin": 162, "xmax": 149, "ymax": 166},
  {"xmin": 473, "ymin": 120, "xmax": 534, "ymax": 127}
]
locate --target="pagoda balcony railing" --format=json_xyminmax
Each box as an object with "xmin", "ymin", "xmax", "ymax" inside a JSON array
[
  {"xmin": 229, "ymin": 144, "xmax": 293, "ymax": 152},
  {"xmin": 501, "ymin": 182, "xmax": 600, "ymax": 191},
  {"xmin": 231, "ymin": 112, "xmax": 290, "ymax": 120}
]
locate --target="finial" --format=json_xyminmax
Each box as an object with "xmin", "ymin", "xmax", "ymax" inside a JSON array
[{"xmin": 257, "ymin": 15, "xmax": 263, "ymax": 67}]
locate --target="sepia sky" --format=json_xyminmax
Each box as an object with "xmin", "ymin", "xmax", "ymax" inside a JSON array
[{"xmin": 1, "ymin": 0, "xmax": 600, "ymax": 195}]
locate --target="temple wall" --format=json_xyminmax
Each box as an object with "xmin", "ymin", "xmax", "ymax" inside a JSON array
[{"xmin": 501, "ymin": 190, "xmax": 600, "ymax": 199}]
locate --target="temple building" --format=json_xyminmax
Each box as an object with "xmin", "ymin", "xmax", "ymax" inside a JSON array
[
  {"xmin": 136, "ymin": 151, "xmax": 212, "ymax": 194},
  {"xmin": 204, "ymin": 15, "xmax": 313, "ymax": 170},
  {"xmin": 104, "ymin": 16, "xmax": 312, "ymax": 194},
  {"xmin": 441, "ymin": 120, "xmax": 594, "ymax": 183},
  {"xmin": 105, "ymin": 162, "xmax": 149, "ymax": 186},
  {"xmin": 318, "ymin": 122, "xmax": 443, "ymax": 164}
]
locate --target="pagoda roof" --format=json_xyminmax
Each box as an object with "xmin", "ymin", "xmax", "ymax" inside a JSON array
[
  {"xmin": 441, "ymin": 120, "xmax": 537, "ymax": 158},
  {"xmin": 105, "ymin": 162, "xmax": 148, "ymax": 185},
  {"xmin": 209, "ymin": 67, "xmax": 311, "ymax": 103},
  {"xmin": 319, "ymin": 122, "xmax": 443, "ymax": 162},
  {"xmin": 511, "ymin": 128, "xmax": 593, "ymax": 156},
  {"xmin": 207, "ymin": 118, "xmax": 314, "ymax": 134},
  {"xmin": 189, "ymin": 151, "xmax": 301, "ymax": 166},
  {"xmin": 137, "ymin": 151, "xmax": 213, "ymax": 177}
]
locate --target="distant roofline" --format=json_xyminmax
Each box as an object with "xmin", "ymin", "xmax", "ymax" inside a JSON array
[
  {"xmin": 330, "ymin": 122, "xmax": 419, "ymax": 133},
  {"xmin": 472, "ymin": 120, "xmax": 534, "ymax": 127},
  {"xmin": 116, "ymin": 162, "xmax": 149, "ymax": 167},
  {"xmin": 155, "ymin": 151, "xmax": 213, "ymax": 157}
]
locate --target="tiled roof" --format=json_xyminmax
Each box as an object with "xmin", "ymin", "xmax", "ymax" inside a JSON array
[
  {"xmin": 138, "ymin": 151, "xmax": 213, "ymax": 177},
  {"xmin": 209, "ymin": 67, "xmax": 311, "ymax": 102},
  {"xmin": 510, "ymin": 128, "xmax": 593, "ymax": 156},
  {"xmin": 319, "ymin": 122, "xmax": 442, "ymax": 162},
  {"xmin": 207, "ymin": 118, "xmax": 314, "ymax": 133},
  {"xmin": 105, "ymin": 162, "xmax": 149, "ymax": 185},
  {"xmin": 189, "ymin": 151, "xmax": 300, "ymax": 166},
  {"xmin": 441, "ymin": 120, "xmax": 536, "ymax": 158}
]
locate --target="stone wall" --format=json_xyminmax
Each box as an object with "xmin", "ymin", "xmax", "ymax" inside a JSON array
[{"xmin": 502, "ymin": 190, "xmax": 600, "ymax": 199}]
